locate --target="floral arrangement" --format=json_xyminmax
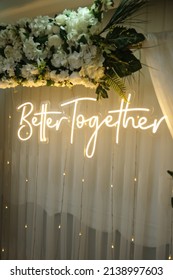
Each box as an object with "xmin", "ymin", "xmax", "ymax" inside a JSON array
[{"xmin": 0, "ymin": 0, "xmax": 147, "ymax": 98}]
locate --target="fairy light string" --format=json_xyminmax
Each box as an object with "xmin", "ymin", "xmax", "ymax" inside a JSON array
[
  {"xmin": 58, "ymin": 140, "xmax": 69, "ymax": 230},
  {"xmin": 130, "ymin": 56, "xmax": 142, "ymax": 259},
  {"xmin": 1, "ymin": 89, "xmax": 14, "ymax": 259},
  {"xmin": 110, "ymin": 133, "xmax": 116, "ymax": 259},
  {"xmin": 31, "ymin": 90, "xmax": 41, "ymax": 259},
  {"xmin": 77, "ymin": 92, "xmax": 90, "ymax": 260}
]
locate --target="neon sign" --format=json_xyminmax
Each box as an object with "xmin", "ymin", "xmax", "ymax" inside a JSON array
[{"xmin": 17, "ymin": 94, "xmax": 166, "ymax": 158}]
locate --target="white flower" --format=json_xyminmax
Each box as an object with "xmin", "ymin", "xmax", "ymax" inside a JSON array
[
  {"xmin": 2, "ymin": 58, "xmax": 15, "ymax": 72},
  {"xmin": 0, "ymin": 55, "xmax": 5, "ymax": 74},
  {"xmin": 51, "ymin": 51, "xmax": 68, "ymax": 68},
  {"xmin": 4, "ymin": 45, "xmax": 22, "ymax": 62},
  {"xmin": 80, "ymin": 65, "xmax": 105, "ymax": 82},
  {"xmin": 0, "ymin": 0, "xmax": 110, "ymax": 90},
  {"xmin": 55, "ymin": 14, "xmax": 68, "ymax": 26},
  {"xmin": 0, "ymin": 78, "xmax": 18, "ymax": 88},
  {"xmin": 21, "ymin": 64, "xmax": 39, "ymax": 79},
  {"xmin": 17, "ymin": 18, "xmax": 31, "ymax": 27},
  {"xmin": 51, "ymin": 25, "xmax": 60, "ymax": 34},
  {"xmin": 23, "ymin": 37, "xmax": 41, "ymax": 60},
  {"xmin": 48, "ymin": 35, "xmax": 62, "ymax": 48},
  {"xmin": 68, "ymin": 52, "xmax": 83, "ymax": 70},
  {"xmin": 29, "ymin": 16, "xmax": 52, "ymax": 36}
]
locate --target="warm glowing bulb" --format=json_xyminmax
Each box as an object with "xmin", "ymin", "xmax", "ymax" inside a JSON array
[
  {"xmin": 134, "ymin": 178, "xmax": 137, "ymax": 182},
  {"xmin": 63, "ymin": 172, "xmax": 66, "ymax": 176},
  {"xmin": 111, "ymin": 184, "xmax": 113, "ymax": 188},
  {"xmin": 2, "ymin": 248, "xmax": 5, "ymax": 252},
  {"xmin": 9, "ymin": 115, "xmax": 11, "ymax": 119},
  {"xmin": 7, "ymin": 161, "xmax": 10, "ymax": 165},
  {"xmin": 58, "ymin": 225, "xmax": 61, "ymax": 229},
  {"xmin": 25, "ymin": 225, "xmax": 28, "ymax": 229},
  {"xmin": 111, "ymin": 244, "xmax": 114, "ymax": 249},
  {"xmin": 168, "ymin": 255, "xmax": 172, "ymax": 260},
  {"xmin": 82, "ymin": 179, "xmax": 85, "ymax": 183},
  {"xmin": 25, "ymin": 179, "xmax": 28, "ymax": 182},
  {"xmin": 131, "ymin": 237, "xmax": 135, "ymax": 242},
  {"xmin": 79, "ymin": 232, "xmax": 82, "ymax": 236},
  {"xmin": 5, "ymin": 206, "xmax": 8, "ymax": 209}
]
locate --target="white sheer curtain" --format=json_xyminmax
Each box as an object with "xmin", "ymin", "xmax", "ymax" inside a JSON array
[
  {"xmin": 144, "ymin": 31, "xmax": 173, "ymax": 138},
  {"xmin": 0, "ymin": 68, "xmax": 173, "ymax": 259}
]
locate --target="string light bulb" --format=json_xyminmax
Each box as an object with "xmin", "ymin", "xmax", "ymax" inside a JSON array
[
  {"xmin": 63, "ymin": 172, "xmax": 66, "ymax": 176},
  {"xmin": 82, "ymin": 179, "xmax": 85, "ymax": 183},
  {"xmin": 58, "ymin": 225, "xmax": 61, "ymax": 229},
  {"xmin": 1, "ymin": 248, "xmax": 5, "ymax": 252},
  {"xmin": 111, "ymin": 184, "xmax": 113, "ymax": 188},
  {"xmin": 131, "ymin": 236, "xmax": 135, "ymax": 242},
  {"xmin": 5, "ymin": 206, "xmax": 8, "ymax": 209},
  {"xmin": 7, "ymin": 161, "xmax": 10, "ymax": 165},
  {"xmin": 79, "ymin": 232, "xmax": 82, "ymax": 236},
  {"xmin": 24, "ymin": 225, "xmax": 28, "ymax": 229},
  {"xmin": 111, "ymin": 244, "xmax": 114, "ymax": 249},
  {"xmin": 168, "ymin": 255, "xmax": 172, "ymax": 260},
  {"xmin": 134, "ymin": 178, "xmax": 137, "ymax": 182}
]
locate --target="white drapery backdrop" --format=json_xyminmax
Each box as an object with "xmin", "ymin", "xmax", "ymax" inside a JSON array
[
  {"xmin": 144, "ymin": 31, "xmax": 173, "ymax": 138},
  {"xmin": 0, "ymin": 40, "xmax": 173, "ymax": 259}
]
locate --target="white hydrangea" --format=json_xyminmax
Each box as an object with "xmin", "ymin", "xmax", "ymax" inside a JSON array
[
  {"xmin": 67, "ymin": 52, "xmax": 83, "ymax": 70},
  {"xmin": 51, "ymin": 51, "xmax": 68, "ymax": 68},
  {"xmin": 23, "ymin": 37, "xmax": 42, "ymax": 60},
  {"xmin": 29, "ymin": 16, "xmax": 52, "ymax": 36},
  {"xmin": 4, "ymin": 45, "xmax": 22, "ymax": 62},
  {"xmin": 21, "ymin": 64, "xmax": 39, "ymax": 79}
]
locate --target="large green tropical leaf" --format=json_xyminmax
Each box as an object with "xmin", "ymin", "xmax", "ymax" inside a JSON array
[{"xmin": 106, "ymin": 26, "xmax": 145, "ymax": 49}]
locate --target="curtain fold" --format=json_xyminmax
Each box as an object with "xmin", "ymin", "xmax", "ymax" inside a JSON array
[{"xmin": 143, "ymin": 31, "xmax": 173, "ymax": 139}]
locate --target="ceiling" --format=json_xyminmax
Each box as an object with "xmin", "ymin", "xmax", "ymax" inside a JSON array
[{"xmin": 0, "ymin": 0, "xmax": 95, "ymax": 23}]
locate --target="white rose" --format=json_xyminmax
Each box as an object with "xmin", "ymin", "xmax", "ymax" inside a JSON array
[
  {"xmin": 48, "ymin": 35, "xmax": 61, "ymax": 48},
  {"xmin": 55, "ymin": 14, "xmax": 67, "ymax": 26}
]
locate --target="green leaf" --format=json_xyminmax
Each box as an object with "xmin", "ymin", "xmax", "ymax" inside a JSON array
[
  {"xmin": 78, "ymin": 35, "xmax": 88, "ymax": 44},
  {"xmin": 14, "ymin": 64, "xmax": 22, "ymax": 78},
  {"xmin": 47, "ymin": 79, "xmax": 55, "ymax": 86},
  {"xmin": 105, "ymin": 69, "xmax": 127, "ymax": 100},
  {"xmin": 96, "ymin": 84, "xmax": 109, "ymax": 99},
  {"xmin": 106, "ymin": 26, "xmax": 145, "ymax": 49},
  {"xmin": 59, "ymin": 27, "xmax": 67, "ymax": 41},
  {"xmin": 0, "ymin": 48, "xmax": 5, "ymax": 57},
  {"xmin": 34, "ymin": 35, "xmax": 48, "ymax": 44},
  {"xmin": 104, "ymin": 49, "xmax": 142, "ymax": 77},
  {"xmin": 0, "ymin": 25, "xmax": 7, "ymax": 31}
]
